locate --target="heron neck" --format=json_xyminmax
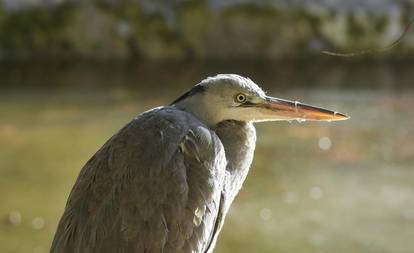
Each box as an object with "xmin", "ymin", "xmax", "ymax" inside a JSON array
[
  {"xmin": 173, "ymin": 95, "xmax": 225, "ymax": 127},
  {"xmin": 213, "ymin": 120, "xmax": 256, "ymax": 202}
]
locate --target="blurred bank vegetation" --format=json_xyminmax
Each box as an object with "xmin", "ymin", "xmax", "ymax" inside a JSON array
[{"xmin": 0, "ymin": 0, "xmax": 414, "ymax": 62}]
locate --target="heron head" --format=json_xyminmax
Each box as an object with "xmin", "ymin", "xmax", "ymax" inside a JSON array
[{"xmin": 172, "ymin": 74, "xmax": 349, "ymax": 126}]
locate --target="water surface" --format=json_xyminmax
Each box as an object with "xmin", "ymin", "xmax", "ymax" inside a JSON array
[{"xmin": 0, "ymin": 61, "xmax": 413, "ymax": 253}]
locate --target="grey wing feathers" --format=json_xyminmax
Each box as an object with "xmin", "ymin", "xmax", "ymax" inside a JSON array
[{"xmin": 50, "ymin": 107, "xmax": 227, "ymax": 253}]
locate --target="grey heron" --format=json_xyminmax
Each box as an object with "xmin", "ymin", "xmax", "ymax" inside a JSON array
[{"xmin": 50, "ymin": 74, "xmax": 348, "ymax": 253}]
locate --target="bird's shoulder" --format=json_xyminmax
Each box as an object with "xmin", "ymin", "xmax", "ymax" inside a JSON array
[
  {"xmin": 51, "ymin": 106, "xmax": 227, "ymax": 253},
  {"xmin": 113, "ymin": 106, "xmax": 224, "ymax": 161}
]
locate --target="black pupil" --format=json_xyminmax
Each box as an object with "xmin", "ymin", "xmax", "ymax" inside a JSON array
[{"xmin": 238, "ymin": 95, "xmax": 245, "ymax": 101}]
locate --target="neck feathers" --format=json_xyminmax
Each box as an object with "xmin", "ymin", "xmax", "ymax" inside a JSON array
[{"xmin": 214, "ymin": 121, "xmax": 256, "ymax": 201}]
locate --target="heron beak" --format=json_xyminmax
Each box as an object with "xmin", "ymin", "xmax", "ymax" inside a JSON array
[{"xmin": 260, "ymin": 96, "xmax": 350, "ymax": 121}]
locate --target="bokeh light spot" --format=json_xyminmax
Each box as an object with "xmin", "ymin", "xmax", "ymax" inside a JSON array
[
  {"xmin": 8, "ymin": 210, "xmax": 22, "ymax": 226},
  {"xmin": 309, "ymin": 186, "xmax": 323, "ymax": 200},
  {"xmin": 259, "ymin": 208, "xmax": 272, "ymax": 221},
  {"xmin": 318, "ymin": 137, "xmax": 332, "ymax": 150},
  {"xmin": 32, "ymin": 217, "xmax": 45, "ymax": 230}
]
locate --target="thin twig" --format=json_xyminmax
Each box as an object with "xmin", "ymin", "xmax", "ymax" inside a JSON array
[{"xmin": 322, "ymin": 16, "xmax": 414, "ymax": 57}]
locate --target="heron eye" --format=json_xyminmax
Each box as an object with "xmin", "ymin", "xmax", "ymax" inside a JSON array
[{"xmin": 235, "ymin": 93, "xmax": 247, "ymax": 103}]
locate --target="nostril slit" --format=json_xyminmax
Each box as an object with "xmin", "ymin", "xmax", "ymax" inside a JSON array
[{"xmin": 294, "ymin": 101, "xmax": 299, "ymax": 113}]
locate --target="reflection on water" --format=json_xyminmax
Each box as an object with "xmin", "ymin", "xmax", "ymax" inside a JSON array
[{"xmin": 0, "ymin": 62, "xmax": 413, "ymax": 253}]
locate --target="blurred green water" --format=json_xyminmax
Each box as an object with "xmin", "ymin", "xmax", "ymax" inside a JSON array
[{"xmin": 0, "ymin": 62, "xmax": 414, "ymax": 253}]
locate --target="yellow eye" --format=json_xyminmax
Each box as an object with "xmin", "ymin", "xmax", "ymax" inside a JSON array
[{"xmin": 235, "ymin": 93, "xmax": 247, "ymax": 103}]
